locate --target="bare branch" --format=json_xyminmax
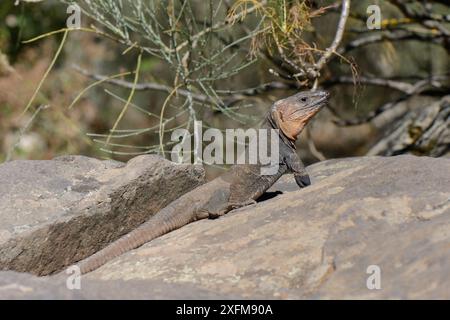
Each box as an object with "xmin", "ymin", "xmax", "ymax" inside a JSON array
[
  {"xmin": 333, "ymin": 76, "xmax": 449, "ymax": 126},
  {"xmin": 339, "ymin": 29, "xmax": 448, "ymax": 55},
  {"xmin": 73, "ymin": 64, "xmax": 212, "ymax": 104},
  {"xmin": 174, "ymin": 0, "xmax": 268, "ymax": 52},
  {"xmin": 313, "ymin": 0, "xmax": 350, "ymax": 76},
  {"xmin": 73, "ymin": 65, "xmax": 293, "ymax": 108},
  {"xmin": 325, "ymin": 75, "xmax": 449, "ymax": 94},
  {"xmin": 304, "ymin": 127, "xmax": 326, "ymax": 161}
]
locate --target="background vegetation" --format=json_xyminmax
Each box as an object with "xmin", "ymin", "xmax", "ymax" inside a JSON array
[{"xmin": 1, "ymin": 0, "xmax": 448, "ymax": 178}]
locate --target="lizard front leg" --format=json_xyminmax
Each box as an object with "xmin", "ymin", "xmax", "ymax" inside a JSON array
[{"xmin": 284, "ymin": 151, "xmax": 311, "ymax": 188}]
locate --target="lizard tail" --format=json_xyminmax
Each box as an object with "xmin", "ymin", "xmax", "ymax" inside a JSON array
[{"xmin": 77, "ymin": 205, "xmax": 194, "ymax": 274}]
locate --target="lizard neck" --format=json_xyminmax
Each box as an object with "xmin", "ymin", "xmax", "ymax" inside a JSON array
[{"xmin": 265, "ymin": 114, "xmax": 296, "ymax": 152}]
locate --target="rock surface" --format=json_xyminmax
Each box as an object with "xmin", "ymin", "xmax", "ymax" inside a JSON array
[
  {"xmin": 0, "ymin": 155, "xmax": 205, "ymax": 276},
  {"xmin": 0, "ymin": 271, "xmax": 236, "ymax": 299},
  {"xmin": 0, "ymin": 155, "xmax": 449, "ymax": 299}
]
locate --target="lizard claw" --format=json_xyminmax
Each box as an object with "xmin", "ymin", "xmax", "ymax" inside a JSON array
[{"xmin": 295, "ymin": 174, "xmax": 311, "ymax": 188}]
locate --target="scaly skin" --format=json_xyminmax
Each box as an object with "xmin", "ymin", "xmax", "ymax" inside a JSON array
[{"xmin": 77, "ymin": 90, "xmax": 329, "ymax": 274}]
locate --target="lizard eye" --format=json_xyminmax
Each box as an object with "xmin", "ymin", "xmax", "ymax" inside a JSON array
[{"xmin": 301, "ymin": 97, "xmax": 308, "ymax": 102}]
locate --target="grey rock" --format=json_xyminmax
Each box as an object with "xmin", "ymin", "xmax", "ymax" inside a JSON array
[
  {"xmin": 86, "ymin": 155, "xmax": 450, "ymax": 299},
  {"xmin": 0, "ymin": 271, "xmax": 238, "ymax": 299},
  {"xmin": 0, "ymin": 155, "xmax": 205, "ymax": 276},
  {"xmin": 1, "ymin": 155, "xmax": 449, "ymax": 299}
]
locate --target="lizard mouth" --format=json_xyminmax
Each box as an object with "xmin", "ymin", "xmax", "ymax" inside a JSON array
[
  {"xmin": 286, "ymin": 91, "xmax": 329, "ymax": 120},
  {"xmin": 305, "ymin": 91, "xmax": 329, "ymax": 110}
]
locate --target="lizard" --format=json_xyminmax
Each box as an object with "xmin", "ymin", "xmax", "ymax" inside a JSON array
[{"xmin": 76, "ymin": 90, "xmax": 329, "ymax": 274}]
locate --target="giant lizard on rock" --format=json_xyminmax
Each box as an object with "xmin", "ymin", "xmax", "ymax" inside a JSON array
[{"xmin": 77, "ymin": 90, "xmax": 329, "ymax": 274}]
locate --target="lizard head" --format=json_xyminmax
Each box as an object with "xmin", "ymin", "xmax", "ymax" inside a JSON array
[{"xmin": 270, "ymin": 90, "xmax": 329, "ymax": 142}]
